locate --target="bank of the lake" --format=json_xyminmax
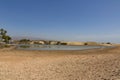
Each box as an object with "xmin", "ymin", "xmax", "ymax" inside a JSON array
[{"xmin": 17, "ymin": 44, "xmax": 112, "ymax": 50}]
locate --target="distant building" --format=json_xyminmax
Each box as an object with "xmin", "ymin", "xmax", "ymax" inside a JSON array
[
  {"xmin": 66, "ymin": 42, "xmax": 84, "ymax": 45},
  {"xmin": 49, "ymin": 41, "xmax": 58, "ymax": 45}
]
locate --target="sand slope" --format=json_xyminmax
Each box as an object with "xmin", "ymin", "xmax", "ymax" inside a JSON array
[{"xmin": 0, "ymin": 47, "xmax": 120, "ymax": 80}]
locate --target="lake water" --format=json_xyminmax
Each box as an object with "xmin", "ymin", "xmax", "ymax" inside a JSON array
[{"xmin": 17, "ymin": 44, "xmax": 110, "ymax": 50}]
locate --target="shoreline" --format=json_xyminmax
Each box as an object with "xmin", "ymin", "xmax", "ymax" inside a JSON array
[
  {"xmin": 16, "ymin": 44, "xmax": 114, "ymax": 51},
  {"xmin": 0, "ymin": 45, "xmax": 118, "ymax": 60}
]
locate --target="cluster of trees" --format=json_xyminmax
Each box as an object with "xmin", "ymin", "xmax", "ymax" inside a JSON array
[
  {"xmin": 19, "ymin": 39, "xmax": 30, "ymax": 44},
  {"xmin": 0, "ymin": 28, "xmax": 11, "ymax": 43}
]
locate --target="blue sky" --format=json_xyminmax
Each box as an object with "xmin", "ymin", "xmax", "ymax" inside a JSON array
[{"xmin": 0, "ymin": 0, "xmax": 120, "ymax": 43}]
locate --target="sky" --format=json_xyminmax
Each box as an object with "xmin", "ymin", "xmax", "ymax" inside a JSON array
[{"xmin": 0, "ymin": 0, "xmax": 120, "ymax": 43}]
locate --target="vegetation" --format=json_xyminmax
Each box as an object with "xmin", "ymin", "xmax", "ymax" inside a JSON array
[
  {"xmin": 44, "ymin": 41, "xmax": 49, "ymax": 45},
  {"xmin": 106, "ymin": 42, "xmax": 111, "ymax": 44},
  {"xmin": 0, "ymin": 28, "xmax": 11, "ymax": 43},
  {"xmin": 19, "ymin": 45, "xmax": 30, "ymax": 48},
  {"xmin": 84, "ymin": 43, "xmax": 88, "ymax": 45},
  {"xmin": 19, "ymin": 39, "xmax": 30, "ymax": 44},
  {"xmin": 56, "ymin": 41, "xmax": 61, "ymax": 45},
  {"xmin": 60, "ymin": 43, "xmax": 67, "ymax": 45},
  {"xmin": 0, "ymin": 44, "xmax": 10, "ymax": 48}
]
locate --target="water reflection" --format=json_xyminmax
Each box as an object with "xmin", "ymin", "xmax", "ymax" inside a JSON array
[{"xmin": 17, "ymin": 44, "xmax": 111, "ymax": 50}]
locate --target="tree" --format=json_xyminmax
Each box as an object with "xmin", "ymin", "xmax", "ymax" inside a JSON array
[
  {"xmin": 106, "ymin": 42, "xmax": 111, "ymax": 44},
  {"xmin": 84, "ymin": 43, "xmax": 88, "ymax": 45},
  {"xmin": 56, "ymin": 41, "xmax": 61, "ymax": 45},
  {"xmin": 19, "ymin": 39, "xmax": 30, "ymax": 44},
  {"xmin": 0, "ymin": 28, "xmax": 11, "ymax": 43}
]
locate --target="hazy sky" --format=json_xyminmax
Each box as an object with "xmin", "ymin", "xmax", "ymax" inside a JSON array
[{"xmin": 0, "ymin": 0, "xmax": 120, "ymax": 43}]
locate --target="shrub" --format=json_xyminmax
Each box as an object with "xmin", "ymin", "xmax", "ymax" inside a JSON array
[{"xmin": 84, "ymin": 43, "xmax": 88, "ymax": 45}]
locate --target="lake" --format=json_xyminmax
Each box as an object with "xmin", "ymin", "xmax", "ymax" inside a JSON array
[{"xmin": 17, "ymin": 44, "xmax": 110, "ymax": 50}]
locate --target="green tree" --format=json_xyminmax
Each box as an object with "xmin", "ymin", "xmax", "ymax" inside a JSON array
[
  {"xmin": 0, "ymin": 28, "xmax": 11, "ymax": 43},
  {"xmin": 19, "ymin": 39, "xmax": 30, "ymax": 44}
]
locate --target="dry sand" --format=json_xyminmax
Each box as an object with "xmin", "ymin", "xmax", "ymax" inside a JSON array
[{"xmin": 0, "ymin": 47, "xmax": 120, "ymax": 80}]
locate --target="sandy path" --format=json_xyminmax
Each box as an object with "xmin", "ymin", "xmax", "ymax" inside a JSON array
[{"xmin": 0, "ymin": 47, "xmax": 120, "ymax": 80}]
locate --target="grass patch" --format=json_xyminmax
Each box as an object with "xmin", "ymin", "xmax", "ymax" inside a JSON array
[{"xmin": 0, "ymin": 44, "xmax": 11, "ymax": 48}]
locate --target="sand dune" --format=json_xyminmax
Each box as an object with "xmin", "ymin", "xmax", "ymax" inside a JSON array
[{"xmin": 0, "ymin": 47, "xmax": 120, "ymax": 80}]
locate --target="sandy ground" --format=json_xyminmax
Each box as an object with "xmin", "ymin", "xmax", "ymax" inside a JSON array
[{"xmin": 0, "ymin": 47, "xmax": 120, "ymax": 80}]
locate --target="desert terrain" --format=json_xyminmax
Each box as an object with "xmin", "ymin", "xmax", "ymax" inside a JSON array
[{"xmin": 0, "ymin": 46, "xmax": 120, "ymax": 80}]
